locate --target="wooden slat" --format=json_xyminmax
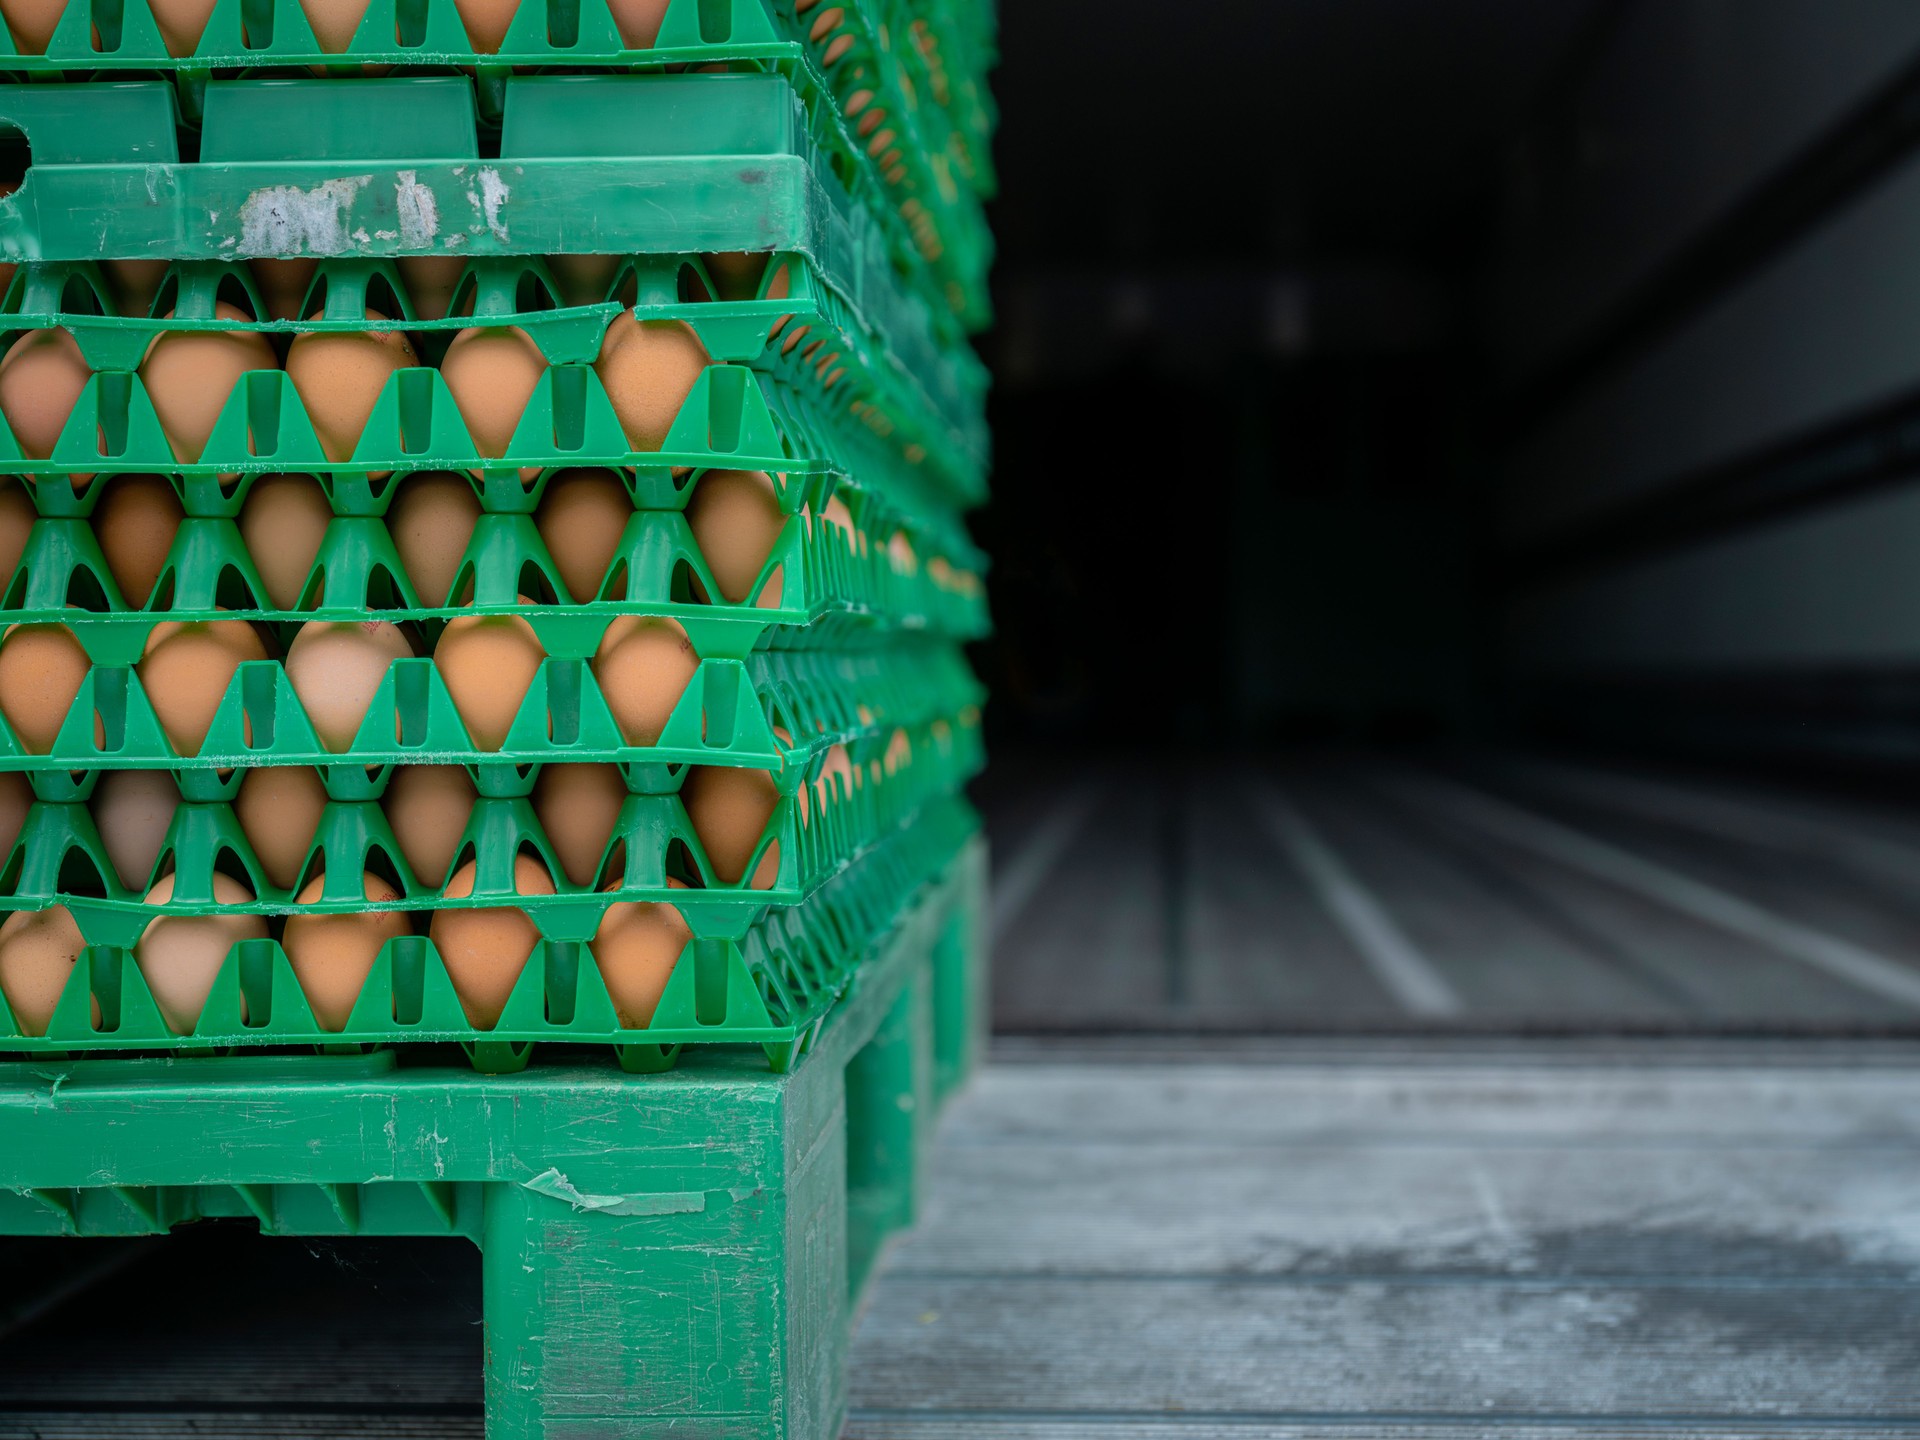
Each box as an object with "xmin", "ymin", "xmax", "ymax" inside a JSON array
[
  {"xmin": 1179, "ymin": 772, "xmax": 1400, "ymax": 1027},
  {"xmin": 942, "ymin": 1062, "xmax": 1920, "ymax": 1145},
  {"xmin": 991, "ymin": 786, "xmax": 1173, "ymax": 1031},
  {"xmin": 851, "ymin": 1273, "xmax": 1920, "ymax": 1415},
  {"xmin": 847, "ymin": 1421, "xmax": 1920, "ymax": 1440},
  {"xmin": 892, "ymin": 1141, "xmax": 1920, "ymax": 1279},
  {"xmin": 1288, "ymin": 779, "xmax": 1685, "ymax": 1022}
]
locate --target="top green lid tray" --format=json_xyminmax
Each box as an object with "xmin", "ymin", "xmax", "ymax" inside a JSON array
[
  {"xmin": 0, "ymin": 70, "xmax": 990, "ymax": 410},
  {"xmin": 0, "ymin": 0, "xmax": 994, "ymax": 326}
]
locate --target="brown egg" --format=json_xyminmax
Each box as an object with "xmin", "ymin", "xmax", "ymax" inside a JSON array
[
  {"xmin": 395, "ymin": 257, "xmax": 467, "ymax": 322},
  {"xmin": 441, "ymin": 325, "xmax": 546, "ymax": 474},
  {"xmin": 703, "ymin": 252, "xmax": 769, "ymax": 302},
  {"xmin": 0, "ymin": 479, "xmax": 35, "ymax": 597},
  {"xmin": 234, "ymin": 764, "xmax": 327, "ymax": 891},
  {"xmin": 91, "ymin": 474, "xmax": 182, "ymax": 607},
  {"xmin": 238, "ymin": 473, "xmax": 331, "ymax": 609},
  {"xmin": 604, "ymin": 0, "xmax": 667, "ymax": 47},
  {"xmin": 0, "ymin": 904, "xmax": 87, "ymax": 1035},
  {"xmin": 286, "ymin": 310, "xmax": 418, "ymax": 464},
  {"xmin": 136, "ymin": 871, "xmax": 267, "ymax": 1033},
  {"xmin": 593, "ymin": 884, "xmax": 690, "ymax": 1029},
  {"xmin": 534, "ymin": 468, "xmax": 629, "ymax": 603},
  {"xmin": 818, "ymin": 742, "xmax": 856, "ymax": 806},
  {"xmin": 383, "ymin": 764, "xmax": 474, "ymax": 886},
  {"xmin": 284, "ymin": 870, "xmax": 408, "ymax": 1030},
  {"xmin": 450, "ymin": 0, "xmax": 516, "ymax": 51},
  {"xmin": 532, "ymin": 763, "xmax": 626, "ymax": 888},
  {"xmin": 0, "ymin": 0, "xmax": 64, "ymax": 53},
  {"xmin": 818, "ymin": 493, "xmax": 860, "ymax": 548},
  {"xmin": 883, "ymin": 726, "xmax": 912, "ymax": 776},
  {"xmin": 0, "ymin": 622, "xmax": 90, "ymax": 754},
  {"xmin": 248, "ymin": 259, "xmax": 319, "ymax": 323},
  {"xmin": 682, "ymin": 764, "xmax": 779, "ymax": 888},
  {"xmin": 386, "ymin": 471, "xmax": 480, "ymax": 605},
  {"xmin": 436, "ymin": 613, "xmax": 544, "ymax": 750},
  {"xmin": 140, "ymin": 303, "xmax": 277, "ymax": 463},
  {"xmin": 92, "ymin": 768, "xmax": 179, "ymax": 891},
  {"xmin": 285, "ymin": 619, "xmax": 412, "ymax": 752},
  {"xmin": 0, "ymin": 328, "xmax": 91, "ymax": 462},
  {"xmin": 0, "ymin": 770, "xmax": 28, "ymax": 858},
  {"xmin": 148, "ymin": 0, "xmax": 216, "ymax": 54},
  {"xmin": 137, "ymin": 618, "xmax": 269, "ymax": 755},
  {"xmin": 100, "ymin": 260, "xmax": 170, "ymax": 319},
  {"xmin": 594, "ymin": 313, "xmax": 708, "ymax": 452},
  {"xmin": 886, "ymin": 529, "xmax": 917, "ymax": 576},
  {"xmin": 300, "ymin": 0, "xmax": 372, "ymax": 51},
  {"xmin": 592, "ymin": 615, "xmax": 696, "ymax": 746},
  {"xmin": 546, "ymin": 254, "xmax": 621, "ymax": 307},
  {"xmin": 686, "ymin": 469, "xmax": 784, "ymax": 606},
  {"xmin": 430, "ymin": 852, "xmax": 555, "ymax": 1027}
]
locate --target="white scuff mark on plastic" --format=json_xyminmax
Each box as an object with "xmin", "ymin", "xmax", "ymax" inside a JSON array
[
  {"xmin": 394, "ymin": 170, "xmax": 439, "ymax": 249},
  {"xmin": 238, "ymin": 175, "xmax": 372, "ymax": 257},
  {"xmin": 522, "ymin": 1167, "xmax": 719, "ymax": 1217},
  {"xmin": 473, "ymin": 167, "xmax": 510, "ymax": 244},
  {"xmin": 373, "ymin": 229, "xmax": 398, "ymax": 242}
]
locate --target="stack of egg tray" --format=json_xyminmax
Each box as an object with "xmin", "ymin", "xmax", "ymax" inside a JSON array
[
  {"xmin": 0, "ymin": 55, "xmax": 992, "ymax": 1077},
  {"xmin": 0, "ymin": 0, "xmax": 994, "ymax": 1432}
]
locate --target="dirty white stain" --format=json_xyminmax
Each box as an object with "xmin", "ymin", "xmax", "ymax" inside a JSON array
[
  {"xmin": 473, "ymin": 167, "xmax": 511, "ymax": 245},
  {"xmin": 394, "ymin": 169, "xmax": 440, "ymax": 249},
  {"xmin": 239, "ymin": 175, "xmax": 373, "ymax": 256}
]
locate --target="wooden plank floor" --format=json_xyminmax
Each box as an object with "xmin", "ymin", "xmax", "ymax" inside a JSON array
[
  {"xmin": 983, "ymin": 752, "xmax": 1920, "ymax": 1033},
  {"xmin": 845, "ymin": 1039, "xmax": 1920, "ymax": 1438},
  {"xmin": 5, "ymin": 1042, "xmax": 1920, "ymax": 1434}
]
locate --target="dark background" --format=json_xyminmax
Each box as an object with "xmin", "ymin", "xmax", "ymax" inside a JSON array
[
  {"xmin": 972, "ymin": 0, "xmax": 1920, "ymax": 774},
  {"xmin": 969, "ymin": 0, "xmax": 1920, "ymax": 1037}
]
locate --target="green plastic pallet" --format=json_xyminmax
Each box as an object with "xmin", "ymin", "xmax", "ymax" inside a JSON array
[{"xmin": 0, "ymin": 832, "xmax": 986, "ymax": 1437}]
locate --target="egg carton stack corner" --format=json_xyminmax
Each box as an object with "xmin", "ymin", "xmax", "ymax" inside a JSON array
[{"xmin": 0, "ymin": 0, "xmax": 995, "ymax": 1076}]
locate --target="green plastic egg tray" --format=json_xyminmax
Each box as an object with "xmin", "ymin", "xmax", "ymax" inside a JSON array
[
  {"xmin": 0, "ymin": 629, "xmax": 980, "ymax": 791},
  {"xmin": 0, "ymin": 0, "xmax": 993, "ymax": 324},
  {"xmin": 3, "ymin": 240, "xmax": 987, "ymax": 492},
  {"xmin": 7, "ymin": 471, "xmax": 986, "ymax": 653},
  {"xmin": 0, "ymin": 703, "xmax": 982, "ymax": 919},
  {"xmin": 0, "ymin": 272, "xmax": 981, "ymax": 526},
  {"xmin": 784, "ymin": 0, "xmax": 992, "ymax": 327},
  {"xmin": 0, "ymin": 788, "xmax": 978, "ymax": 1072}
]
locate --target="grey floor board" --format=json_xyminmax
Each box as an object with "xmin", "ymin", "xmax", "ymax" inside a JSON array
[
  {"xmin": 850, "ymin": 1049, "xmax": 1920, "ymax": 1432},
  {"xmin": 844, "ymin": 1423, "xmax": 1920, "ymax": 1440},
  {"xmin": 1283, "ymin": 780, "xmax": 1682, "ymax": 1022},
  {"xmin": 992, "ymin": 785, "xmax": 1171, "ymax": 1029},
  {"xmin": 1475, "ymin": 773, "xmax": 1920, "ymax": 982},
  {"xmin": 850, "ymin": 1273, "xmax": 1920, "ymax": 1416},
  {"xmin": 889, "ymin": 1142, "xmax": 1920, "ymax": 1279},
  {"xmin": 939, "ymin": 1062, "xmax": 1920, "ymax": 1145},
  {"xmin": 1181, "ymin": 773, "xmax": 1398, "ymax": 1026},
  {"xmin": 1370, "ymin": 777, "xmax": 1899, "ymax": 1025}
]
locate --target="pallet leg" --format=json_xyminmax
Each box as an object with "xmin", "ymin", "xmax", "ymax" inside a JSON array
[
  {"xmin": 844, "ymin": 947, "xmax": 932, "ymax": 1299},
  {"xmin": 480, "ymin": 1085, "xmax": 847, "ymax": 1440},
  {"xmin": 932, "ymin": 835, "xmax": 990, "ymax": 1104}
]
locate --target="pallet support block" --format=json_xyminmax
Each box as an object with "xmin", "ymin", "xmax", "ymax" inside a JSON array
[{"xmin": 0, "ymin": 835, "xmax": 987, "ymax": 1439}]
